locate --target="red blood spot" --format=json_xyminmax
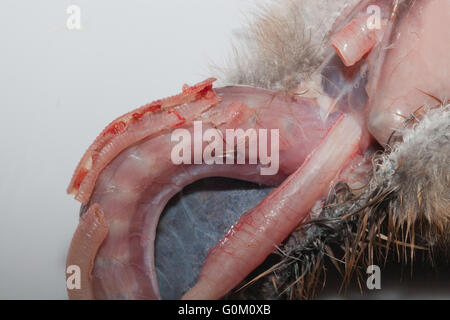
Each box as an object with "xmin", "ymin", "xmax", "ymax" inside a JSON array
[
  {"xmin": 144, "ymin": 102, "xmax": 162, "ymax": 113},
  {"xmin": 168, "ymin": 109, "xmax": 186, "ymax": 128},
  {"xmin": 103, "ymin": 121, "xmax": 127, "ymax": 136},
  {"xmin": 183, "ymin": 78, "xmax": 216, "ymax": 96},
  {"xmin": 196, "ymin": 85, "xmax": 215, "ymax": 100},
  {"xmin": 132, "ymin": 112, "xmax": 144, "ymax": 120},
  {"xmin": 172, "ymin": 121, "xmax": 186, "ymax": 129},
  {"xmin": 204, "ymin": 89, "xmax": 216, "ymax": 100},
  {"xmin": 74, "ymin": 168, "xmax": 89, "ymax": 190}
]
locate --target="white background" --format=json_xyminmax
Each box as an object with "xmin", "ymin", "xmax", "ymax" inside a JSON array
[{"xmin": 0, "ymin": 0, "xmax": 254, "ymax": 299}]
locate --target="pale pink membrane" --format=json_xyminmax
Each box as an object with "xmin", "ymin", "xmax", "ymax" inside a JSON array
[
  {"xmin": 367, "ymin": 0, "xmax": 450, "ymax": 145},
  {"xmin": 66, "ymin": 204, "xmax": 108, "ymax": 300},
  {"xmin": 182, "ymin": 114, "xmax": 362, "ymax": 300},
  {"xmin": 331, "ymin": 16, "xmax": 379, "ymax": 67},
  {"xmin": 87, "ymin": 87, "xmax": 339, "ymax": 299}
]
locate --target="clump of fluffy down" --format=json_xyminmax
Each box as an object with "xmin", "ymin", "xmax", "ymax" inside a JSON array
[
  {"xmin": 231, "ymin": 105, "xmax": 449, "ymax": 300},
  {"xmin": 374, "ymin": 104, "xmax": 450, "ymax": 248},
  {"xmin": 223, "ymin": 0, "xmax": 359, "ymax": 90},
  {"xmin": 290, "ymin": 104, "xmax": 448, "ymax": 299}
]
